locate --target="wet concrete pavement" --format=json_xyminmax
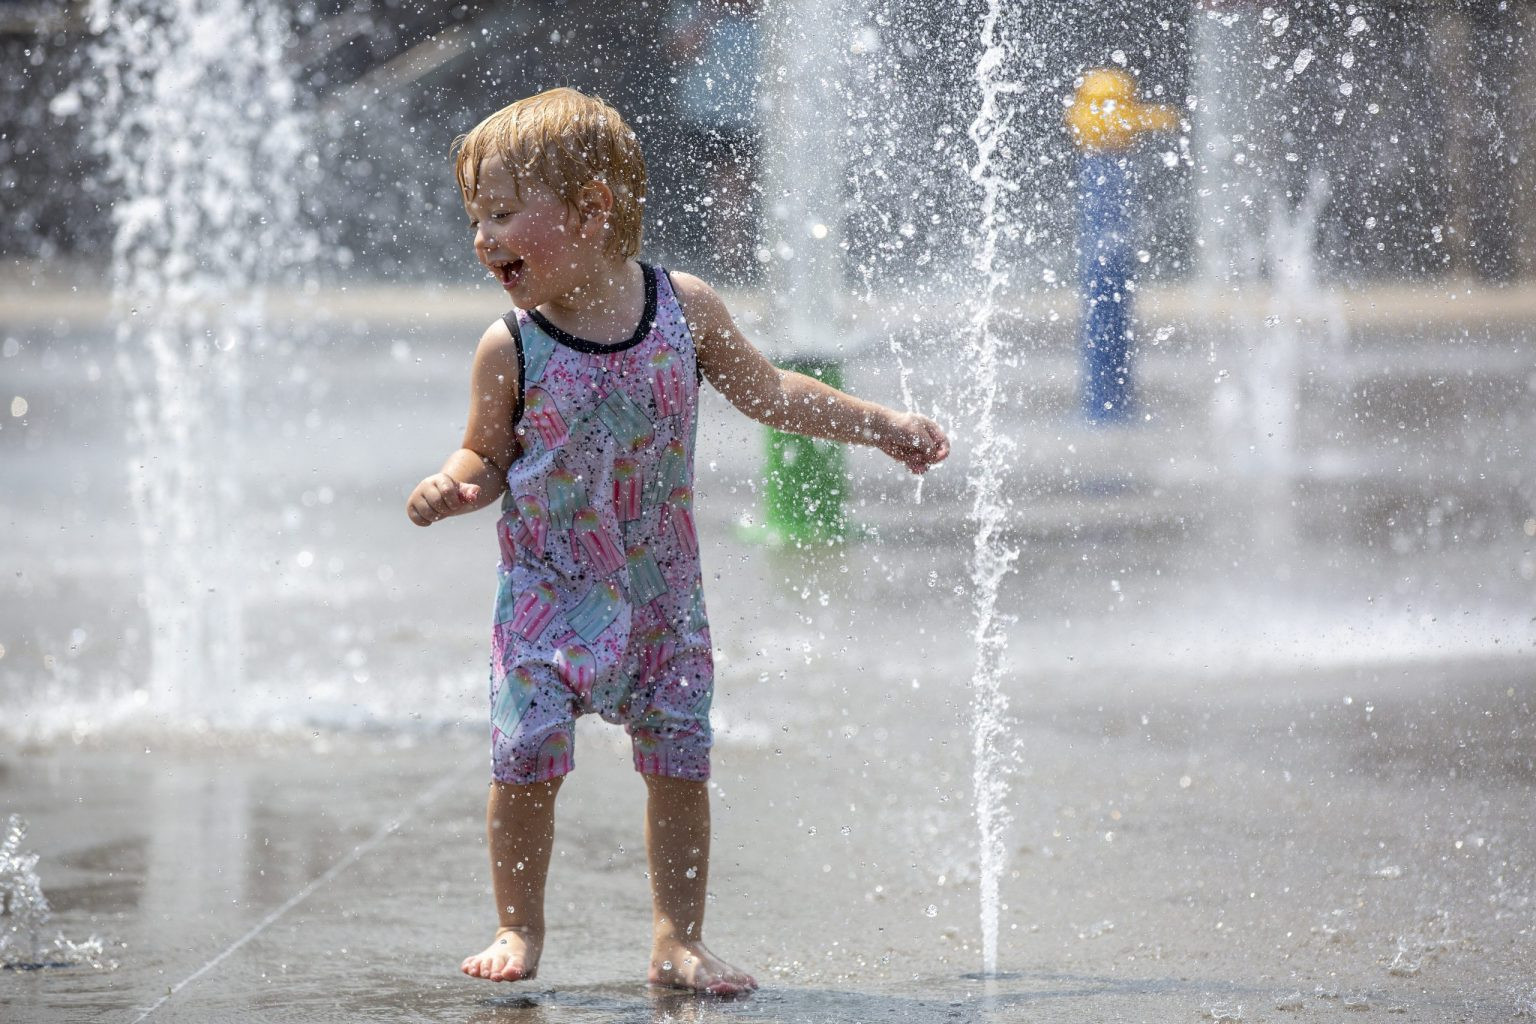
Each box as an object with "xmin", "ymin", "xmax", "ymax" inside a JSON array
[
  {"xmin": 3, "ymin": 649, "xmax": 1533, "ymax": 1022},
  {"xmin": 3, "ymin": 286, "xmax": 1535, "ymax": 1021}
]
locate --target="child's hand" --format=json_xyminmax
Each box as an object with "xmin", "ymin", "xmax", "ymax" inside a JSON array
[
  {"xmin": 407, "ymin": 472, "xmax": 482, "ymax": 526},
  {"xmin": 879, "ymin": 412, "xmax": 950, "ymax": 475}
]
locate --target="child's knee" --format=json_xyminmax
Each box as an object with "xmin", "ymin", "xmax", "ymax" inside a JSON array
[
  {"xmin": 491, "ymin": 776, "xmax": 563, "ymax": 795},
  {"xmin": 489, "ymin": 776, "xmax": 564, "ymax": 808},
  {"xmin": 642, "ymin": 773, "xmax": 705, "ymax": 794}
]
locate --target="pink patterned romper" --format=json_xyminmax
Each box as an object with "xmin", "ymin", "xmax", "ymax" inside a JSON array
[{"xmin": 489, "ymin": 264, "xmax": 712, "ymax": 784}]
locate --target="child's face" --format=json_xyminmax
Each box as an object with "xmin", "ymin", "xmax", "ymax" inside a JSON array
[{"xmin": 465, "ymin": 154, "xmax": 595, "ymax": 307}]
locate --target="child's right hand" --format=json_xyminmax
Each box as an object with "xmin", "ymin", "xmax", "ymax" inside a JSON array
[{"xmin": 407, "ymin": 473, "xmax": 482, "ymax": 526}]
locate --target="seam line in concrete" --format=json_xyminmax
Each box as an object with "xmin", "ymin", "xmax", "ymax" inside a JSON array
[{"xmin": 128, "ymin": 759, "xmax": 475, "ymax": 1023}]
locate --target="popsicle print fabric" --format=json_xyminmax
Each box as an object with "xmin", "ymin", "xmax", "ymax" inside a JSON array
[{"xmin": 487, "ymin": 265, "xmax": 713, "ymax": 785}]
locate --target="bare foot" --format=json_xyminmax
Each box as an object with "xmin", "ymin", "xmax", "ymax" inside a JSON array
[
  {"xmin": 460, "ymin": 926, "xmax": 542, "ymax": 983},
  {"xmin": 648, "ymin": 939, "xmax": 757, "ymax": 996}
]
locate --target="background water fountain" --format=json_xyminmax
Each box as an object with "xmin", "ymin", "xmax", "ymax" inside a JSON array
[
  {"xmin": 81, "ymin": 0, "xmax": 311, "ymax": 716},
  {"xmin": 1194, "ymin": 5, "xmax": 1346, "ymax": 523}
]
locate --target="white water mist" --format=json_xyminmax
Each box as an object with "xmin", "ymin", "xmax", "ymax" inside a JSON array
[
  {"xmin": 85, "ymin": 0, "xmax": 310, "ymax": 711},
  {"xmin": 963, "ymin": 0, "xmax": 1022, "ymax": 977},
  {"xmin": 0, "ymin": 815, "xmax": 106, "ymax": 969}
]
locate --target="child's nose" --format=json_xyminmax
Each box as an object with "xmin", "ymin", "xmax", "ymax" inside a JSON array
[{"xmin": 476, "ymin": 222, "xmax": 501, "ymax": 251}]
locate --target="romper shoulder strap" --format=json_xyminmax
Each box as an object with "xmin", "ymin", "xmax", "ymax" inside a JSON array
[
  {"xmin": 500, "ymin": 309, "xmax": 527, "ymax": 429},
  {"xmin": 654, "ymin": 266, "xmax": 704, "ymax": 386}
]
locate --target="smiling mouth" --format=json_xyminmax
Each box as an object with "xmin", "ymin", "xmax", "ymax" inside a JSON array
[{"xmin": 495, "ymin": 258, "xmax": 525, "ymax": 289}]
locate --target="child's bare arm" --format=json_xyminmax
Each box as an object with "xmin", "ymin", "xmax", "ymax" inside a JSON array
[
  {"xmin": 407, "ymin": 319, "xmax": 523, "ymax": 526},
  {"xmin": 674, "ymin": 272, "xmax": 950, "ymax": 474}
]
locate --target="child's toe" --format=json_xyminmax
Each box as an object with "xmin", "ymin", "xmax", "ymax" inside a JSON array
[{"xmin": 705, "ymin": 976, "xmax": 754, "ymax": 997}]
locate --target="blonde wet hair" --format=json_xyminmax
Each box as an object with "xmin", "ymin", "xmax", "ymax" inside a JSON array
[{"xmin": 453, "ymin": 87, "xmax": 647, "ymax": 260}]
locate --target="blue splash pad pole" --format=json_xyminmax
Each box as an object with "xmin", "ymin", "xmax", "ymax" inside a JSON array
[{"xmin": 1078, "ymin": 151, "xmax": 1136, "ymax": 423}]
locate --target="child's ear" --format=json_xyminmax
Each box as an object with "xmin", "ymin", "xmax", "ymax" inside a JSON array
[{"xmin": 577, "ymin": 181, "xmax": 614, "ymax": 234}]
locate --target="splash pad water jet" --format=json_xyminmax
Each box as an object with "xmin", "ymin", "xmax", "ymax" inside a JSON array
[
  {"xmin": 85, "ymin": 0, "xmax": 310, "ymax": 716},
  {"xmin": 962, "ymin": 0, "xmax": 1024, "ymax": 979}
]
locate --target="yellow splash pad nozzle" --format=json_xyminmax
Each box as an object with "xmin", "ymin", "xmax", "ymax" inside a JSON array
[{"xmin": 1066, "ymin": 68, "xmax": 1180, "ymax": 152}]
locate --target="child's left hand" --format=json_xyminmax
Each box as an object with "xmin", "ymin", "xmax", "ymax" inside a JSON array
[{"xmin": 878, "ymin": 412, "xmax": 950, "ymax": 474}]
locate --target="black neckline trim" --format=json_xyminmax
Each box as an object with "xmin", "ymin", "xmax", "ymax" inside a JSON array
[{"xmin": 527, "ymin": 263, "xmax": 657, "ymax": 355}]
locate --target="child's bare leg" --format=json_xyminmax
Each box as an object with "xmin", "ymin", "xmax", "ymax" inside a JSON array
[
  {"xmin": 644, "ymin": 775, "xmax": 757, "ymax": 995},
  {"xmin": 461, "ymin": 777, "xmax": 561, "ymax": 983}
]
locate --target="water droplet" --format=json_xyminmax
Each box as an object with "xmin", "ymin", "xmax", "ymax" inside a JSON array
[
  {"xmin": 1201, "ymin": 1001, "xmax": 1243, "ymax": 1022},
  {"xmin": 10, "ymin": 396, "xmax": 27, "ymax": 417},
  {"xmin": 684, "ymin": 866, "xmax": 697, "ymax": 879},
  {"xmin": 924, "ymin": 904, "xmax": 938, "ymax": 918},
  {"xmin": 1079, "ymin": 919, "xmax": 1115, "ymax": 940}
]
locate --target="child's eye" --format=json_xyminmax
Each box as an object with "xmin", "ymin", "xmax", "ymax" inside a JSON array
[{"xmin": 491, "ymin": 211, "xmax": 512, "ymax": 221}]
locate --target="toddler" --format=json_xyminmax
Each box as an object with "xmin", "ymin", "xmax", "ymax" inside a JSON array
[{"xmin": 407, "ymin": 87, "xmax": 949, "ymax": 995}]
